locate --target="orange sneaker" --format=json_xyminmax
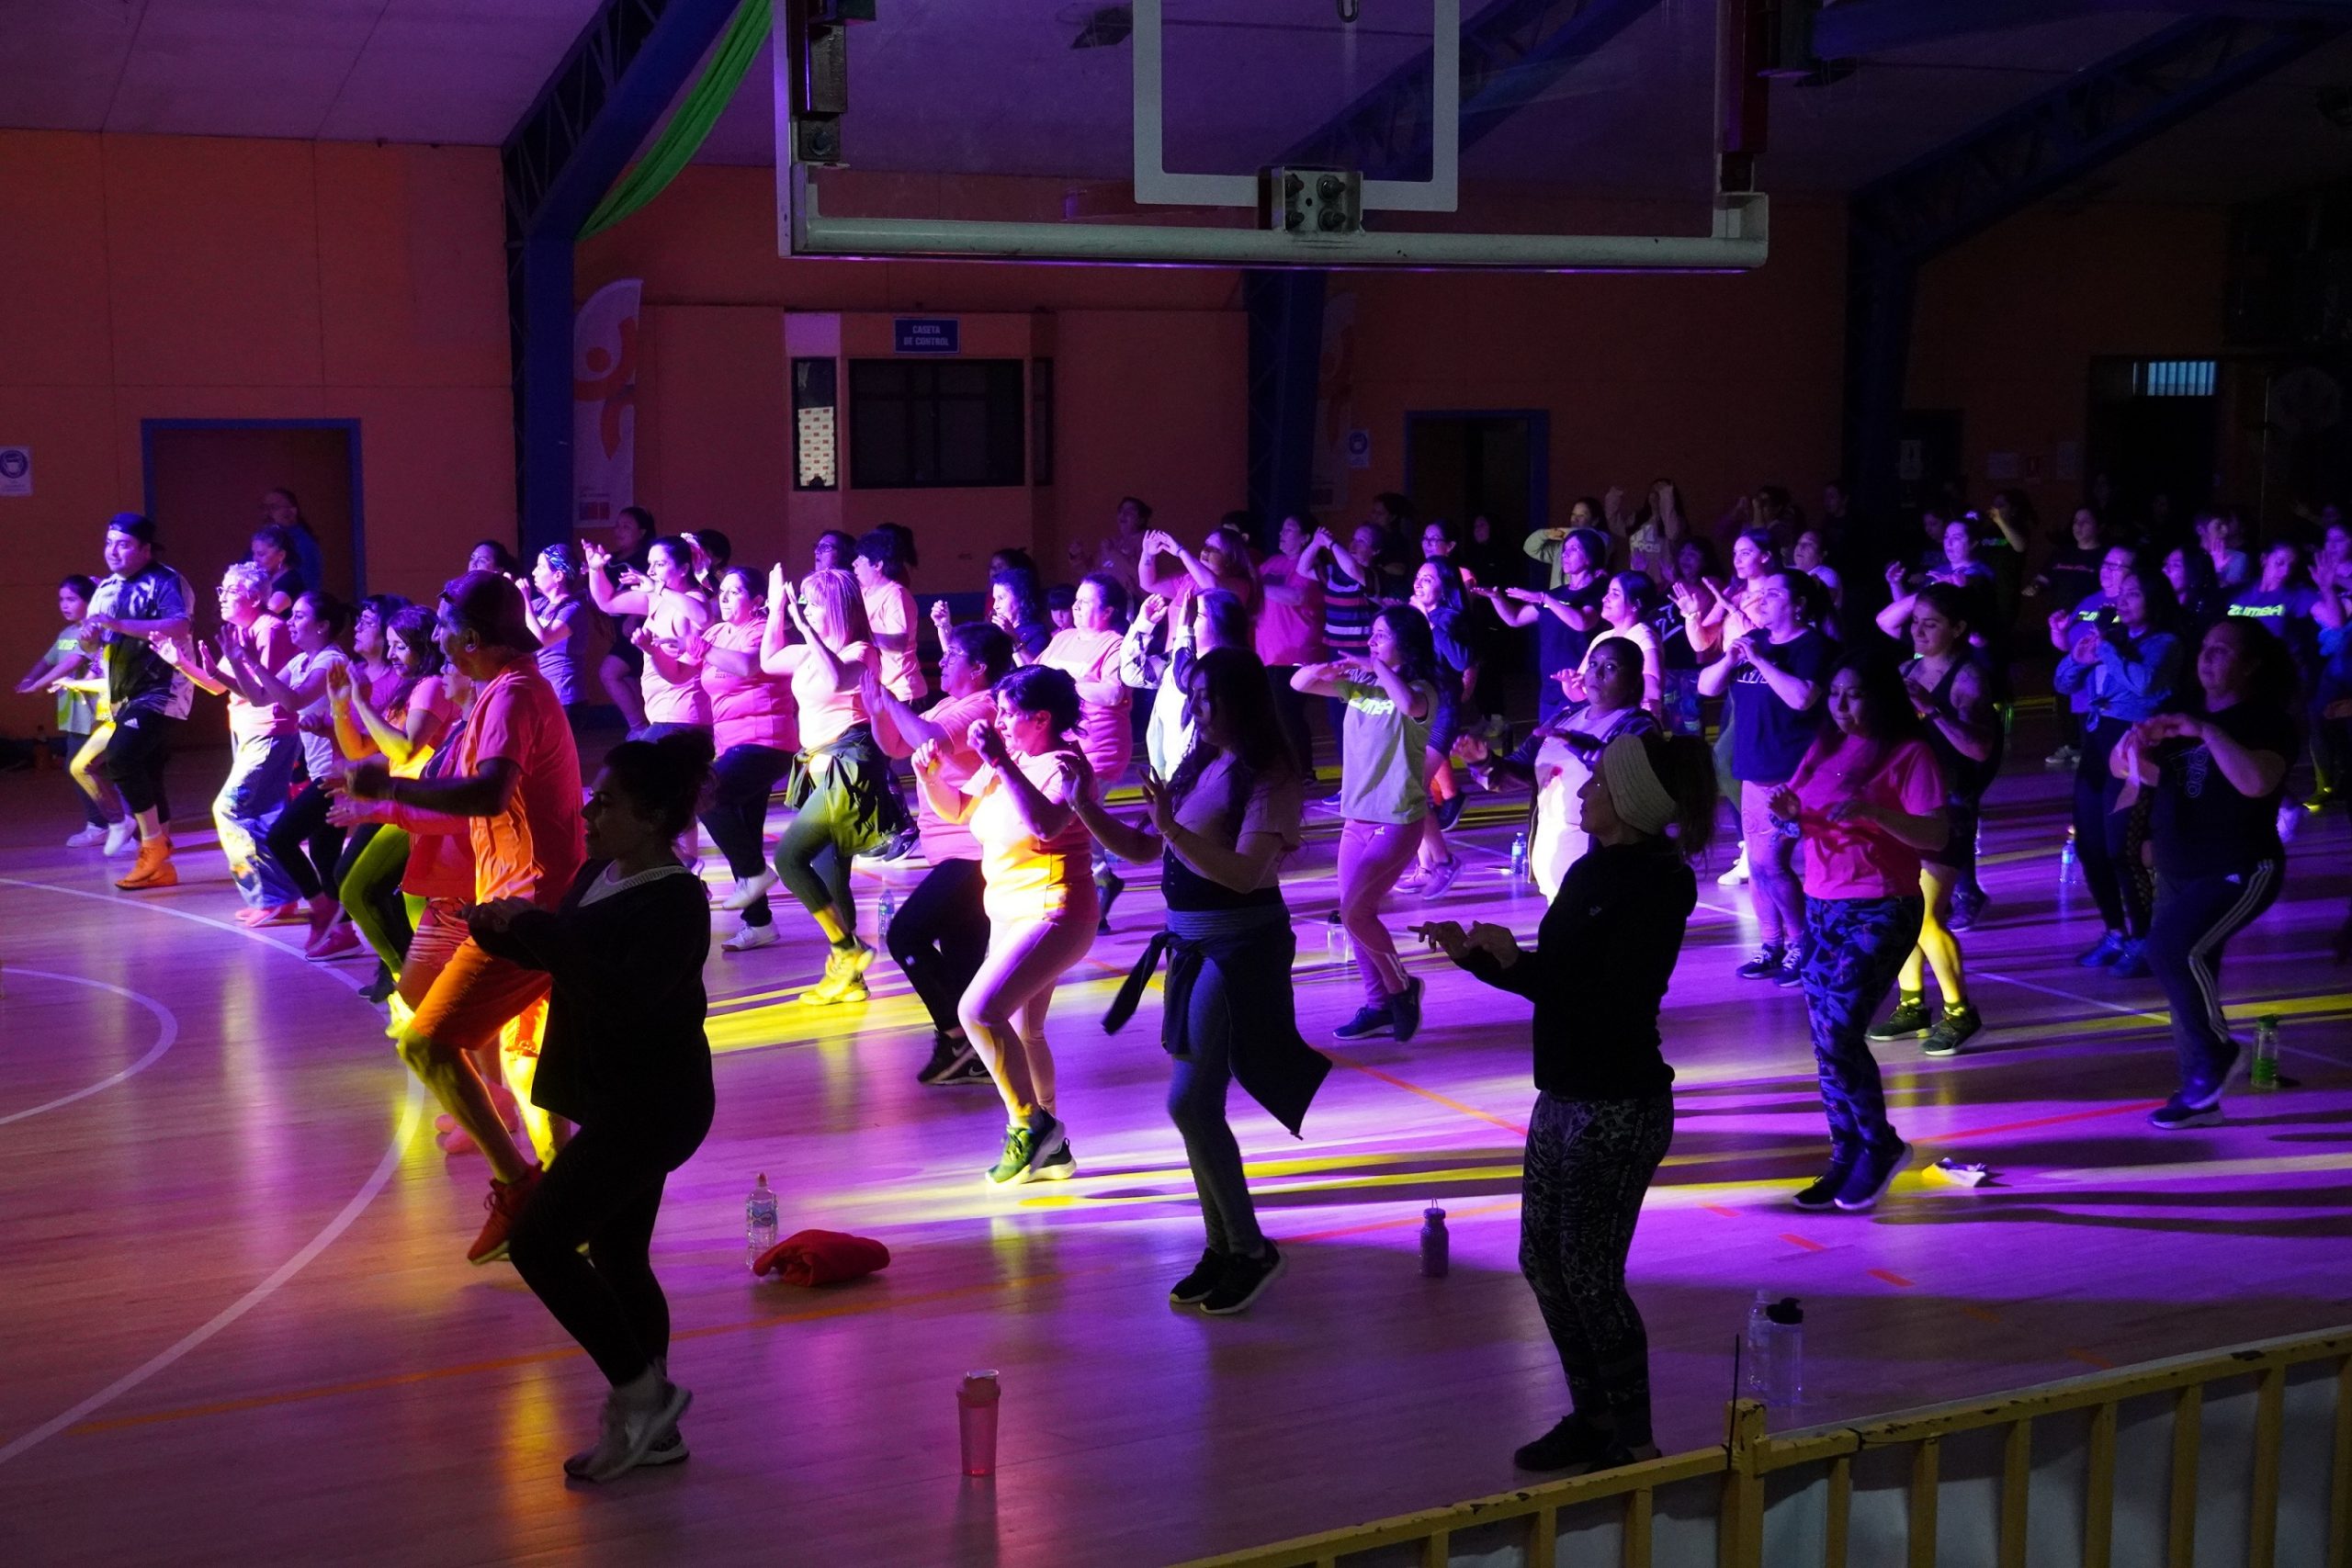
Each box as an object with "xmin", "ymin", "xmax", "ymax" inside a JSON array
[
  {"xmin": 467, "ymin": 1170, "xmax": 540, "ymax": 1266},
  {"xmin": 115, "ymin": 840, "xmax": 177, "ymax": 891}
]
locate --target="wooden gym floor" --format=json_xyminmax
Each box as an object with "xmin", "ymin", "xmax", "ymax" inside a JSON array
[{"xmin": 2, "ymin": 727, "xmax": 2347, "ymax": 1566}]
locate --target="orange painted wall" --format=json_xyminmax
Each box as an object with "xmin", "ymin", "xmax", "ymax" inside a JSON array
[
  {"xmin": 0, "ymin": 130, "xmax": 512, "ymax": 736},
  {"xmin": 1909, "ymin": 202, "xmax": 2231, "ymax": 513}
]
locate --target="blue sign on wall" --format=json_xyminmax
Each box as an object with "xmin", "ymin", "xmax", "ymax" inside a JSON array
[{"xmin": 894, "ymin": 318, "xmax": 959, "ymax": 355}]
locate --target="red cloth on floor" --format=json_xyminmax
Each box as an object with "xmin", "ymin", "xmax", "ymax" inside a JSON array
[{"xmin": 754, "ymin": 1229, "xmax": 891, "ymax": 1285}]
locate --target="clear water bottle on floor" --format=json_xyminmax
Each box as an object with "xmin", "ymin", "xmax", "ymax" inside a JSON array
[
  {"xmin": 2251, "ymin": 1016, "xmax": 2281, "ymax": 1090},
  {"xmin": 1742, "ymin": 1292, "xmax": 1804, "ymax": 1409},
  {"xmin": 1508, "ymin": 831, "xmax": 1529, "ymax": 885},
  {"xmin": 1326, "ymin": 910, "xmax": 1347, "ymax": 963},
  {"xmin": 2059, "ymin": 828, "xmax": 2078, "ymax": 881},
  {"xmin": 745, "ymin": 1173, "xmax": 779, "ymax": 1273},
  {"xmin": 876, "ymin": 888, "xmax": 897, "ymax": 945}
]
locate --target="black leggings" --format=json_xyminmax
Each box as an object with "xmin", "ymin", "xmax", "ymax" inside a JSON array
[
  {"xmin": 885, "ymin": 857, "xmax": 989, "ymax": 1036},
  {"xmin": 266, "ymin": 781, "xmax": 347, "ymax": 901},
  {"xmin": 2072, "ymin": 719, "xmax": 2147, "ymax": 938},
  {"xmin": 507, "ymin": 1108, "xmax": 709, "ymax": 1387},
  {"xmin": 701, "ymin": 743, "xmax": 795, "ymax": 928},
  {"xmin": 1520, "ymin": 1091, "xmax": 1673, "ymax": 1448},
  {"xmin": 103, "ymin": 711, "xmax": 178, "ymax": 818}
]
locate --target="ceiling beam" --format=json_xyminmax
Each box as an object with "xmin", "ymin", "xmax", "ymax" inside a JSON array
[
  {"xmin": 500, "ymin": 0, "xmax": 743, "ymax": 558},
  {"xmin": 1813, "ymin": 0, "xmax": 2352, "ymax": 62}
]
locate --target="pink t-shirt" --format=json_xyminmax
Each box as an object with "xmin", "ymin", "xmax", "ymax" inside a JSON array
[
  {"xmin": 863, "ymin": 580, "xmax": 928, "ymax": 704},
  {"xmin": 639, "ymin": 592, "xmax": 713, "ymax": 727},
  {"xmin": 699, "ymin": 619, "xmax": 797, "ymax": 755},
  {"xmin": 461, "ymin": 661, "xmax": 584, "ymax": 908},
  {"xmin": 228, "ymin": 615, "xmax": 298, "ymax": 743},
  {"xmin": 912, "ymin": 690, "xmax": 994, "ymax": 863},
  {"xmin": 1788, "ymin": 734, "xmax": 1947, "ymax": 900},
  {"xmin": 1253, "ymin": 554, "xmax": 1325, "ymax": 668},
  {"xmin": 791, "ymin": 640, "xmax": 872, "ymax": 750},
  {"xmin": 1041, "ymin": 626, "xmax": 1131, "ymax": 778}
]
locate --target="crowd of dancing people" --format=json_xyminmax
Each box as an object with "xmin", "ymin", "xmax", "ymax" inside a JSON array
[{"xmin": 17, "ymin": 478, "xmax": 2350, "ymax": 1482}]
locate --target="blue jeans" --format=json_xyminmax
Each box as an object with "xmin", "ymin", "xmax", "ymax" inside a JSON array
[
  {"xmin": 2144, "ymin": 862, "xmax": 2284, "ymax": 1100},
  {"xmin": 213, "ymin": 733, "xmax": 303, "ymax": 907}
]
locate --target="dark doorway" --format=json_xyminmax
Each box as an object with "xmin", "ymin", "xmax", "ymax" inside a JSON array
[
  {"xmin": 2086, "ymin": 358, "xmax": 2218, "ymax": 539},
  {"xmin": 142, "ymin": 421, "xmax": 364, "ymax": 604},
  {"xmin": 1404, "ymin": 410, "xmax": 1548, "ymax": 559}
]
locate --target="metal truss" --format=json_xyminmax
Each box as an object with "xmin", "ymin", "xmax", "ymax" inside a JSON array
[
  {"xmin": 501, "ymin": 0, "xmax": 741, "ymax": 558},
  {"xmin": 1845, "ymin": 11, "xmax": 2347, "ymax": 533}
]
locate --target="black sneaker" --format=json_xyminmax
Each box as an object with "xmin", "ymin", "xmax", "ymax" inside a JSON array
[
  {"xmin": 1512, "ymin": 1415, "xmax": 1655, "ymax": 1474},
  {"xmin": 916, "ymin": 1034, "xmax": 978, "ymax": 1086},
  {"xmin": 1170, "ymin": 1247, "xmax": 1230, "ymax": 1305},
  {"xmin": 1332, "ymin": 1007, "xmax": 1396, "ymax": 1042},
  {"xmin": 2109, "ymin": 939, "xmax": 2150, "ymax": 978},
  {"xmin": 1199, "ymin": 1241, "xmax": 1285, "ymax": 1314},
  {"xmin": 1792, "ymin": 1160, "xmax": 1853, "ymax": 1210},
  {"xmin": 2076, "ymin": 931, "xmax": 2126, "ymax": 967},
  {"xmin": 936, "ymin": 1053, "xmax": 993, "ymax": 1086},
  {"xmin": 1096, "ymin": 866, "xmax": 1126, "ymax": 933},
  {"xmin": 1868, "ymin": 997, "xmax": 1931, "ymax": 1042},
  {"xmin": 1922, "ymin": 1004, "xmax": 1981, "ymax": 1057},
  {"xmin": 1391, "ymin": 976, "xmax": 1424, "ymax": 1043},
  {"xmin": 1832, "ymin": 1140, "xmax": 1911, "ymax": 1212},
  {"xmin": 1949, "ymin": 886, "xmax": 1987, "ymax": 931},
  {"xmin": 1735, "ymin": 944, "xmax": 1786, "ymax": 980},
  {"xmin": 1772, "ymin": 946, "xmax": 1808, "ymax": 988},
  {"xmin": 879, "ymin": 828, "xmax": 920, "ymax": 861},
  {"xmin": 1031, "ymin": 1140, "xmax": 1077, "ymax": 1181},
  {"xmin": 1434, "ymin": 793, "xmax": 1466, "ymax": 830},
  {"xmin": 2149, "ymin": 1093, "xmax": 2224, "ymax": 1131}
]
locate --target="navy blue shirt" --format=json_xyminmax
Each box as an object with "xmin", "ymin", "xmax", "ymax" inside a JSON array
[{"xmin": 1730, "ymin": 627, "xmax": 1834, "ymax": 783}]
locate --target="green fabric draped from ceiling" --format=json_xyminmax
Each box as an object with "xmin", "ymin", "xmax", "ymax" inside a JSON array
[{"xmin": 577, "ymin": 0, "xmax": 771, "ymax": 240}]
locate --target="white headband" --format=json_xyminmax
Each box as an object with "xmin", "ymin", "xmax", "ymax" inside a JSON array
[{"xmin": 1599, "ymin": 733, "xmax": 1678, "ymax": 835}]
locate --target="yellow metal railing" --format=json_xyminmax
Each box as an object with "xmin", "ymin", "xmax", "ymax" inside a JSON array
[{"xmin": 1176, "ymin": 1326, "xmax": 2352, "ymax": 1568}]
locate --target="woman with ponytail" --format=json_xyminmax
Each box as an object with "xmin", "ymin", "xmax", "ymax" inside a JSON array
[{"xmin": 1417, "ymin": 729, "xmax": 1717, "ymax": 1477}]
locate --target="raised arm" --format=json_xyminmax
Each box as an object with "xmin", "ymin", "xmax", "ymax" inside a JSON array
[{"xmin": 580, "ymin": 541, "xmax": 649, "ymax": 618}]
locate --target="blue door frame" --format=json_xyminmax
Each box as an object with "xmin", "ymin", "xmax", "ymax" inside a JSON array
[
  {"xmin": 140, "ymin": 418, "xmax": 368, "ymax": 597},
  {"xmin": 1400, "ymin": 408, "xmax": 1550, "ymax": 539}
]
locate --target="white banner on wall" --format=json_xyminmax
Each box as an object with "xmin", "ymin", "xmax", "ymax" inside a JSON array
[
  {"xmin": 573, "ymin": 279, "xmax": 642, "ymax": 527},
  {"xmin": 0, "ymin": 446, "xmax": 30, "ymax": 497}
]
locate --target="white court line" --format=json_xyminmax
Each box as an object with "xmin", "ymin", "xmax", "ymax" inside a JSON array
[
  {"xmin": 0, "ymin": 969, "xmax": 179, "ymax": 1127},
  {"xmin": 1971, "ymin": 965, "xmax": 2352, "ymax": 1069},
  {"xmin": 0, "ymin": 874, "xmax": 368, "ymax": 976},
  {"xmin": 0, "ymin": 873, "xmax": 424, "ymax": 1469}
]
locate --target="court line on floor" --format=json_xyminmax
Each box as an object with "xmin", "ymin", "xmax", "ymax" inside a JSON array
[
  {"xmin": 0, "ymin": 969, "xmax": 180, "ymax": 1127},
  {"xmin": 0, "ymin": 871, "xmax": 423, "ymax": 1471}
]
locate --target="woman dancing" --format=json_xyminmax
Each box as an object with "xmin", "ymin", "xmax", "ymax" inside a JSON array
[
  {"xmin": 868, "ymin": 621, "xmax": 1017, "ymax": 1085},
  {"xmin": 2115, "ymin": 619, "xmax": 2298, "ymax": 1129},
  {"xmin": 1418, "ymin": 729, "xmax": 1717, "ymax": 1474},
  {"xmin": 695, "ymin": 567, "xmax": 799, "ymax": 953},
  {"xmin": 1039, "ymin": 572, "xmax": 1136, "ymax": 925},
  {"xmin": 912, "ymin": 666, "xmax": 1098, "ymax": 1185},
  {"xmin": 2053, "ymin": 559, "xmax": 2181, "ymax": 978},
  {"xmin": 1080, "ymin": 648, "xmax": 1325, "ymax": 1314},
  {"xmin": 1870, "ymin": 584, "xmax": 1999, "ymax": 1056},
  {"xmin": 763, "ymin": 566, "xmax": 898, "ymax": 1003},
  {"xmin": 1292, "ymin": 605, "xmax": 1439, "ymax": 1043},
  {"xmin": 469, "ymin": 728, "xmax": 714, "ymax": 1483},
  {"xmin": 1770, "ymin": 658, "xmax": 1950, "ymax": 1212},
  {"xmin": 583, "ymin": 532, "xmax": 711, "ymax": 740}
]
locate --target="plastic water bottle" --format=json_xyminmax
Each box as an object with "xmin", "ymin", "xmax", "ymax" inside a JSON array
[
  {"xmin": 1742, "ymin": 1292, "xmax": 1804, "ymax": 1408},
  {"xmin": 1419, "ymin": 1205, "xmax": 1450, "ymax": 1278},
  {"xmin": 2059, "ymin": 829, "xmax": 2078, "ymax": 880},
  {"xmin": 744, "ymin": 1173, "xmax": 779, "ymax": 1273},
  {"xmin": 958, "ymin": 1371, "xmax": 1001, "ymax": 1476},
  {"xmin": 1508, "ymin": 831, "xmax": 1529, "ymax": 884},
  {"xmin": 876, "ymin": 888, "xmax": 896, "ymax": 945},
  {"xmin": 1326, "ymin": 910, "xmax": 1347, "ymax": 963},
  {"xmin": 2251, "ymin": 1016, "xmax": 2281, "ymax": 1090}
]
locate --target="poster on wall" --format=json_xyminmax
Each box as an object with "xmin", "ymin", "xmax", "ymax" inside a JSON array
[
  {"xmin": 574, "ymin": 279, "xmax": 642, "ymax": 527},
  {"xmin": 0, "ymin": 446, "xmax": 29, "ymax": 497}
]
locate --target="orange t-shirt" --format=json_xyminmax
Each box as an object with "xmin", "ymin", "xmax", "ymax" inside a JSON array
[
  {"xmin": 863, "ymin": 580, "xmax": 928, "ymax": 704},
  {"xmin": 1041, "ymin": 626, "xmax": 1131, "ymax": 779},
  {"xmin": 461, "ymin": 661, "xmax": 584, "ymax": 908}
]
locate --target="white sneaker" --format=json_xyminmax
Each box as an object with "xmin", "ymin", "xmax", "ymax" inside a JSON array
[
  {"xmin": 717, "ymin": 871, "xmax": 778, "ymax": 911},
  {"xmin": 721, "ymin": 922, "xmax": 779, "ymax": 953},
  {"xmin": 103, "ymin": 820, "xmax": 139, "ymax": 856},
  {"xmin": 64, "ymin": 825, "xmax": 107, "ymax": 848},
  {"xmin": 566, "ymin": 1382, "xmax": 692, "ymax": 1483},
  {"xmin": 1716, "ymin": 849, "xmax": 1750, "ymax": 887}
]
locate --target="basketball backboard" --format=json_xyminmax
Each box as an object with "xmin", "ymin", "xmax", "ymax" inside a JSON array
[{"xmin": 773, "ymin": 0, "xmax": 1765, "ymax": 270}]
